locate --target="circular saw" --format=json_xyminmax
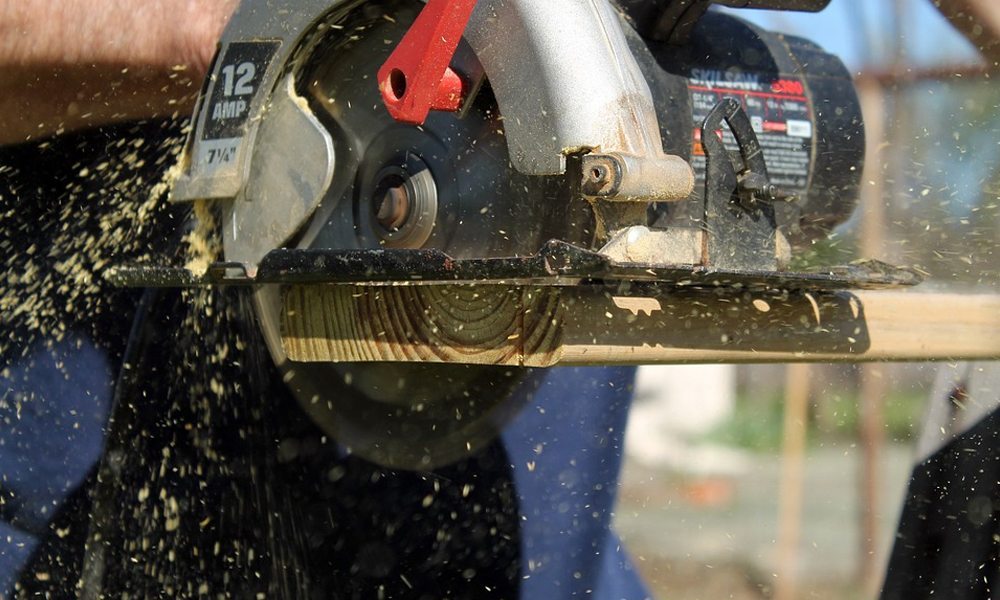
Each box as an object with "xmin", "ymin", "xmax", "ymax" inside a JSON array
[{"xmin": 113, "ymin": 0, "xmax": 919, "ymax": 469}]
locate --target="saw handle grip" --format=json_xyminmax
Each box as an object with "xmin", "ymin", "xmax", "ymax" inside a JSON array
[{"xmin": 378, "ymin": 0, "xmax": 478, "ymax": 125}]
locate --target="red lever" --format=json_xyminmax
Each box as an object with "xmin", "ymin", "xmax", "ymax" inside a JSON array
[{"xmin": 378, "ymin": 0, "xmax": 478, "ymax": 125}]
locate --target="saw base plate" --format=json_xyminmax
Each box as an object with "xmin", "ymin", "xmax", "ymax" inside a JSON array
[{"xmin": 108, "ymin": 240, "xmax": 920, "ymax": 291}]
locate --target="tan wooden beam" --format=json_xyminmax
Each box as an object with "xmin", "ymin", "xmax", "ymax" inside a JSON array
[
  {"xmin": 932, "ymin": 0, "xmax": 1000, "ymax": 65},
  {"xmin": 281, "ymin": 284, "xmax": 1000, "ymax": 366},
  {"xmin": 775, "ymin": 363, "xmax": 811, "ymax": 600}
]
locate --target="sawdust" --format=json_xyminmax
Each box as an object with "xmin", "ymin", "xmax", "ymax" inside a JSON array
[
  {"xmin": 0, "ymin": 120, "xmax": 297, "ymax": 593},
  {"xmin": 0, "ymin": 109, "xmax": 523, "ymax": 600},
  {"xmin": 183, "ymin": 199, "xmax": 220, "ymax": 276},
  {"xmin": 0, "ymin": 122, "xmax": 188, "ymax": 356}
]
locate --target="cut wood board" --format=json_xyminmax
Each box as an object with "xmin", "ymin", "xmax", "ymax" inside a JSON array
[{"xmin": 281, "ymin": 284, "xmax": 1000, "ymax": 366}]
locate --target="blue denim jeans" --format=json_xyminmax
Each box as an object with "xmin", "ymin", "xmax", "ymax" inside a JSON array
[
  {"xmin": 1, "ymin": 337, "xmax": 647, "ymax": 599},
  {"xmin": 0, "ymin": 337, "xmax": 112, "ymax": 595}
]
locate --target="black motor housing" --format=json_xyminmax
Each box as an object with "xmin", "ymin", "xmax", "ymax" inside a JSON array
[{"xmin": 629, "ymin": 10, "xmax": 865, "ymax": 245}]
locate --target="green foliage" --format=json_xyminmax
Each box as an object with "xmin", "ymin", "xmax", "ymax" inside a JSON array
[
  {"xmin": 813, "ymin": 389, "xmax": 924, "ymax": 443},
  {"xmin": 703, "ymin": 389, "xmax": 925, "ymax": 452},
  {"xmin": 788, "ymin": 231, "xmax": 859, "ymax": 272},
  {"xmin": 703, "ymin": 392, "xmax": 787, "ymax": 452}
]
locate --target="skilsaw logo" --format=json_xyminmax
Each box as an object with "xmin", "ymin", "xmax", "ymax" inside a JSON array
[{"xmin": 689, "ymin": 68, "xmax": 763, "ymax": 91}]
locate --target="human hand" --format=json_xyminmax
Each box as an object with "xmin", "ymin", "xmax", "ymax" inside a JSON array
[{"xmin": 0, "ymin": 0, "xmax": 240, "ymax": 145}]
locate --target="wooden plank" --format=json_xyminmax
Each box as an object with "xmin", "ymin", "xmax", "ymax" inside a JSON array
[
  {"xmin": 281, "ymin": 284, "xmax": 1000, "ymax": 366},
  {"xmin": 281, "ymin": 284, "xmax": 564, "ymax": 366}
]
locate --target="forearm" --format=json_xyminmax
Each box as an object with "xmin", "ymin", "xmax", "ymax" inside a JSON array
[{"xmin": 0, "ymin": 0, "xmax": 238, "ymax": 145}]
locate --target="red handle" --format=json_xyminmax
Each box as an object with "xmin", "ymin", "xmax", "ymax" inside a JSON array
[{"xmin": 378, "ymin": 0, "xmax": 478, "ymax": 125}]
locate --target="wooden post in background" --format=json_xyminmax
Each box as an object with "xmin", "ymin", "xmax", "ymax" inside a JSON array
[
  {"xmin": 856, "ymin": 73, "xmax": 888, "ymax": 596},
  {"xmin": 775, "ymin": 363, "xmax": 811, "ymax": 600}
]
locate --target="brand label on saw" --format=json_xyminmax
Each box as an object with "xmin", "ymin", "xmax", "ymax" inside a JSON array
[
  {"xmin": 689, "ymin": 70, "xmax": 813, "ymax": 195},
  {"xmin": 201, "ymin": 41, "xmax": 281, "ymax": 142}
]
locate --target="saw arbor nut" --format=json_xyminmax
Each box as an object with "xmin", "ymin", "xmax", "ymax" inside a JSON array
[{"xmin": 368, "ymin": 155, "xmax": 439, "ymax": 249}]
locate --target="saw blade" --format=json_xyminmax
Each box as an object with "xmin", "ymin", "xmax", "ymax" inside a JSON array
[{"xmin": 242, "ymin": 1, "xmax": 591, "ymax": 470}]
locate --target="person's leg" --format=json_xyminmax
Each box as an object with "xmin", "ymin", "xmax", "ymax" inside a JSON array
[
  {"xmin": 503, "ymin": 367, "xmax": 652, "ymax": 600},
  {"xmin": 882, "ymin": 363, "xmax": 1000, "ymax": 599},
  {"xmin": 0, "ymin": 119, "xmax": 185, "ymax": 594},
  {"xmin": 0, "ymin": 523, "xmax": 36, "ymax": 596},
  {"xmin": 0, "ymin": 337, "xmax": 114, "ymax": 596}
]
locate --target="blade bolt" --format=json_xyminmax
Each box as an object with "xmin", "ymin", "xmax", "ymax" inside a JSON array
[
  {"xmin": 377, "ymin": 183, "xmax": 410, "ymax": 231},
  {"xmin": 368, "ymin": 157, "xmax": 438, "ymax": 248}
]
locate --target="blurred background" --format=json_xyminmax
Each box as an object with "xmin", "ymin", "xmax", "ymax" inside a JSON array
[{"xmin": 614, "ymin": 0, "xmax": 999, "ymax": 597}]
